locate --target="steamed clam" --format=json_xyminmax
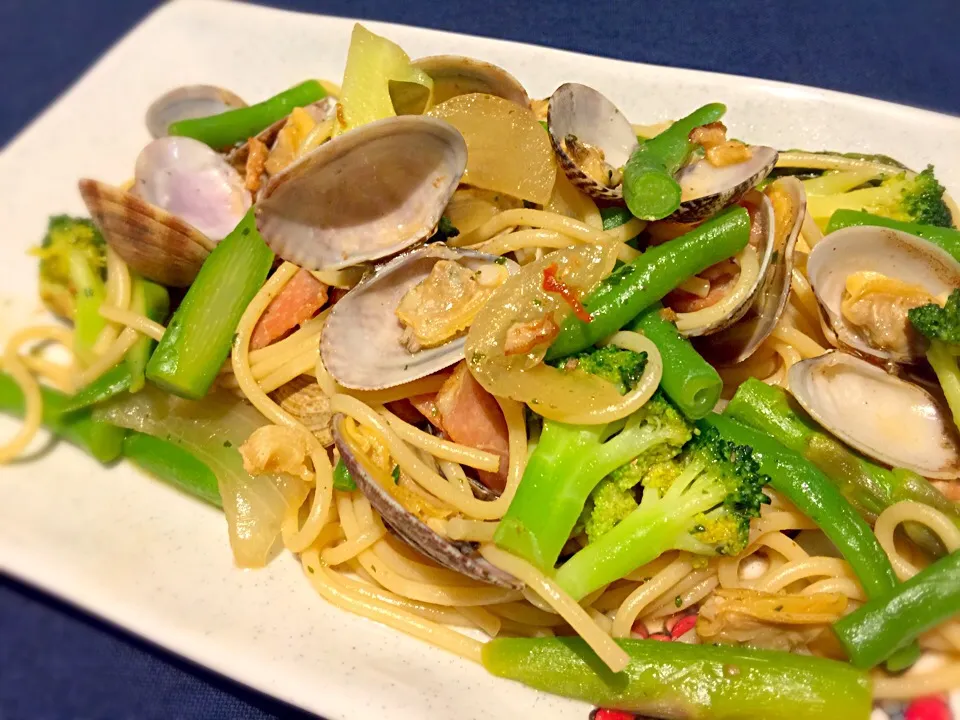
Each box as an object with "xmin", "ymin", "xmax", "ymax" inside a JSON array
[
  {"xmin": 696, "ymin": 177, "xmax": 805, "ymax": 363},
  {"xmin": 806, "ymin": 226, "xmax": 960, "ymax": 364},
  {"xmin": 670, "ymin": 145, "xmax": 778, "ymax": 223},
  {"xmin": 333, "ymin": 415, "xmax": 520, "ymax": 588},
  {"xmin": 667, "ymin": 191, "xmax": 777, "ymax": 339},
  {"xmin": 547, "ymin": 83, "xmax": 638, "ymax": 201},
  {"xmin": 321, "ymin": 245, "xmax": 517, "ymax": 390},
  {"xmin": 788, "ymin": 352, "xmax": 960, "ymax": 479},
  {"xmin": 415, "ymin": 55, "xmax": 529, "ymax": 107},
  {"xmin": 79, "ymin": 136, "xmax": 251, "ymax": 286},
  {"xmin": 256, "ymin": 115, "xmax": 467, "ymax": 271},
  {"xmin": 145, "ymin": 84, "xmax": 247, "ymax": 139}
]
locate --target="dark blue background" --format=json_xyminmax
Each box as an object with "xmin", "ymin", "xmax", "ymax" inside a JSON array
[{"xmin": 1, "ymin": 1, "xmax": 958, "ymax": 718}]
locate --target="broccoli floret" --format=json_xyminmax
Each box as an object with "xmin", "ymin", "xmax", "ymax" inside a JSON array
[
  {"xmin": 580, "ymin": 479, "xmax": 638, "ymax": 542},
  {"xmin": 555, "ymin": 423, "xmax": 770, "ymax": 600},
  {"xmin": 494, "ymin": 391, "xmax": 693, "ymax": 571},
  {"xmin": 806, "ymin": 165, "xmax": 952, "ymax": 229},
  {"xmin": 34, "ymin": 215, "xmax": 107, "ymax": 320},
  {"xmin": 909, "ymin": 290, "xmax": 960, "ymax": 430},
  {"xmin": 551, "ymin": 345, "xmax": 648, "ymax": 395}
]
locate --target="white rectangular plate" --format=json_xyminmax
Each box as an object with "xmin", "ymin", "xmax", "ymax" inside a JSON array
[{"xmin": 2, "ymin": 2, "xmax": 958, "ymax": 718}]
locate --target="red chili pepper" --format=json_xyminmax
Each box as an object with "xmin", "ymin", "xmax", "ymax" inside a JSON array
[
  {"xmin": 669, "ymin": 614, "xmax": 698, "ymax": 639},
  {"xmin": 592, "ymin": 709, "xmax": 635, "ymax": 720},
  {"xmin": 543, "ymin": 263, "xmax": 593, "ymax": 323},
  {"xmin": 905, "ymin": 696, "xmax": 951, "ymax": 720}
]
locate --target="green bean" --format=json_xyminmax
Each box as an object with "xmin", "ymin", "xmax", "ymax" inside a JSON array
[
  {"xmin": 122, "ymin": 432, "xmax": 221, "ymax": 507},
  {"xmin": 826, "ymin": 209, "xmax": 960, "ymax": 263},
  {"xmin": 834, "ymin": 550, "xmax": 960, "ymax": 669},
  {"xmin": 622, "ymin": 103, "xmax": 726, "ymax": 220},
  {"xmin": 0, "ymin": 371, "xmax": 123, "ymax": 463},
  {"xmin": 63, "ymin": 364, "xmax": 132, "ymax": 413},
  {"xmin": 483, "ymin": 637, "xmax": 872, "ymax": 719},
  {"xmin": 627, "ymin": 303, "xmax": 721, "ymax": 419},
  {"xmin": 547, "ymin": 205, "xmax": 750, "ymax": 360},
  {"xmin": 125, "ymin": 278, "xmax": 170, "ymax": 393},
  {"xmin": 168, "ymin": 80, "xmax": 327, "ymax": 149}
]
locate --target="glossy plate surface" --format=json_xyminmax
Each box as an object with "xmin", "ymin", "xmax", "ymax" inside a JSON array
[{"xmin": 1, "ymin": 2, "xmax": 958, "ymax": 718}]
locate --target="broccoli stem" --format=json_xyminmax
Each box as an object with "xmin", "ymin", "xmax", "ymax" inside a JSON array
[
  {"xmin": 927, "ymin": 340, "xmax": 960, "ymax": 430},
  {"xmin": 622, "ymin": 103, "xmax": 727, "ymax": 220},
  {"xmin": 68, "ymin": 249, "xmax": 107, "ymax": 365},
  {"xmin": 555, "ymin": 462, "xmax": 718, "ymax": 600},
  {"xmin": 146, "ymin": 210, "xmax": 273, "ymax": 400},
  {"xmin": 826, "ymin": 210, "xmax": 960, "ymax": 263},
  {"xmin": 0, "ymin": 371, "xmax": 123, "ymax": 463},
  {"xmin": 629, "ymin": 303, "xmax": 721, "ymax": 419},
  {"xmin": 168, "ymin": 80, "xmax": 327, "ymax": 149},
  {"xmin": 482, "ymin": 637, "xmax": 872, "ymax": 719}
]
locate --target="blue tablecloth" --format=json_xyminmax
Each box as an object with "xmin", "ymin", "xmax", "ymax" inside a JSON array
[{"xmin": 1, "ymin": 1, "xmax": 958, "ymax": 717}]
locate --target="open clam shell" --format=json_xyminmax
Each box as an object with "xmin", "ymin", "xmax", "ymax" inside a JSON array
[
  {"xmin": 695, "ymin": 177, "xmax": 805, "ymax": 364},
  {"xmin": 333, "ymin": 414, "xmax": 521, "ymax": 588},
  {"xmin": 415, "ymin": 55, "xmax": 529, "ymax": 107},
  {"xmin": 322, "ymin": 245, "xmax": 517, "ymax": 391},
  {"xmin": 256, "ymin": 115, "xmax": 467, "ymax": 271},
  {"xmin": 669, "ymin": 146, "xmax": 779, "ymax": 223},
  {"xmin": 806, "ymin": 226, "xmax": 960, "ymax": 364},
  {"xmin": 788, "ymin": 351, "xmax": 960, "ymax": 479},
  {"xmin": 547, "ymin": 83, "xmax": 639, "ymax": 201},
  {"xmin": 675, "ymin": 191, "xmax": 777, "ymax": 338},
  {"xmin": 226, "ymin": 98, "xmax": 337, "ymax": 170},
  {"xmin": 79, "ymin": 179, "xmax": 213, "ymax": 287},
  {"xmin": 145, "ymin": 84, "xmax": 247, "ymax": 139}
]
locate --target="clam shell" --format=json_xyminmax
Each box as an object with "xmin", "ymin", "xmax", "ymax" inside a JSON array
[
  {"xmin": 226, "ymin": 98, "xmax": 337, "ymax": 170},
  {"xmin": 677, "ymin": 191, "xmax": 777, "ymax": 338},
  {"xmin": 806, "ymin": 226, "xmax": 960, "ymax": 364},
  {"xmin": 788, "ymin": 351, "xmax": 960, "ymax": 479},
  {"xmin": 695, "ymin": 177, "xmax": 805, "ymax": 364},
  {"xmin": 321, "ymin": 245, "xmax": 516, "ymax": 390},
  {"xmin": 547, "ymin": 83, "xmax": 639, "ymax": 201},
  {"xmin": 145, "ymin": 84, "xmax": 247, "ymax": 139},
  {"xmin": 333, "ymin": 414, "xmax": 521, "ymax": 588},
  {"xmin": 271, "ymin": 375, "xmax": 332, "ymax": 446},
  {"xmin": 256, "ymin": 116, "xmax": 467, "ymax": 271},
  {"xmin": 670, "ymin": 146, "xmax": 779, "ymax": 223},
  {"xmin": 415, "ymin": 55, "xmax": 530, "ymax": 107},
  {"xmin": 79, "ymin": 179, "xmax": 211, "ymax": 287}
]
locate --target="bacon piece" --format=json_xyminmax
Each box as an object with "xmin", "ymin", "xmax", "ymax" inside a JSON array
[
  {"xmin": 250, "ymin": 269, "xmax": 328, "ymax": 350},
  {"xmin": 504, "ymin": 315, "xmax": 559, "ymax": 356},
  {"xmin": 408, "ymin": 393, "xmax": 444, "ymax": 430},
  {"xmin": 434, "ymin": 363, "xmax": 510, "ymax": 492},
  {"xmin": 244, "ymin": 136, "xmax": 268, "ymax": 193}
]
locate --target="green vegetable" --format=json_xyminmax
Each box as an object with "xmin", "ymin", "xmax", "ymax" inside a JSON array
[
  {"xmin": 910, "ymin": 289, "xmax": 960, "ymax": 430},
  {"xmin": 494, "ymin": 390, "xmax": 692, "ymax": 572},
  {"xmin": 599, "ymin": 206, "xmax": 634, "ymax": 231},
  {"xmin": 549, "ymin": 345, "xmax": 648, "ymax": 396},
  {"xmin": 125, "ymin": 277, "xmax": 170, "ymax": 393},
  {"xmin": 64, "ymin": 364, "xmax": 132, "ymax": 413},
  {"xmin": 333, "ymin": 459, "xmax": 358, "ymax": 491},
  {"xmin": 547, "ymin": 205, "xmax": 751, "ymax": 360},
  {"xmin": 806, "ymin": 165, "xmax": 952, "ymax": 229},
  {"xmin": 725, "ymin": 379, "xmax": 960, "ymax": 551},
  {"xmin": 555, "ymin": 422, "xmax": 769, "ymax": 600},
  {"xmin": 147, "ymin": 210, "xmax": 274, "ymax": 400},
  {"xmin": 427, "ymin": 215, "xmax": 459, "ymax": 243},
  {"xmin": 33, "ymin": 215, "xmax": 107, "ymax": 322},
  {"xmin": 168, "ymin": 80, "xmax": 327, "ymax": 149},
  {"xmin": 122, "ymin": 432, "xmax": 220, "ymax": 507},
  {"xmin": 629, "ymin": 303, "xmax": 722, "ymax": 419},
  {"xmin": 0, "ymin": 371, "xmax": 123, "ymax": 463},
  {"xmin": 834, "ymin": 550, "xmax": 960, "ymax": 669},
  {"xmin": 482, "ymin": 637, "xmax": 871, "ymax": 719},
  {"xmin": 65, "ymin": 277, "xmax": 171, "ymax": 412},
  {"xmin": 826, "ymin": 209, "xmax": 960, "ymax": 263},
  {"xmin": 621, "ymin": 103, "xmax": 726, "ymax": 220},
  {"xmin": 704, "ymin": 414, "xmax": 899, "ymax": 600}
]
